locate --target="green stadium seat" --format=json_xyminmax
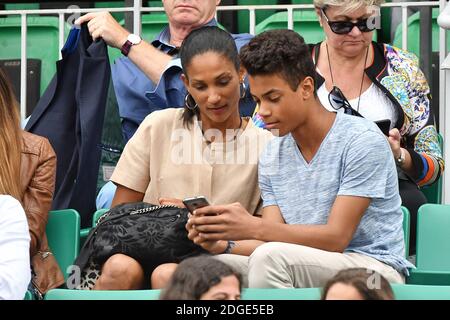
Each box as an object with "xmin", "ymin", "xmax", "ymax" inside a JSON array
[
  {"xmin": 0, "ymin": 16, "xmax": 70, "ymax": 96},
  {"xmin": 391, "ymin": 283, "xmax": 450, "ymax": 300},
  {"xmin": 47, "ymin": 209, "xmax": 81, "ymax": 280},
  {"xmin": 92, "ymin": 208, "xmax": 109, "ymax": 226},
  {"xmin": 379, "ymin": 0, "xmax": 392, "ymax": 43},
  {"xmin": 392, "ymin": 8, "xmax": 450, "ymax": 57},
  {"xmin": 44, "ymin": 288, "xmax": 161, "ymax": 300},
  {"xmin": 94, "ymin": 1, "xmax": 125, "ymax": 22},
  {"xmin": 420, "ymin": 133, "xmax": 443, "ymax": 204},
  {"xmin": 242, "ymin": 285, "xmax": 450, "ymax": 300},
  {"xmin": 242, "ymin": 287, "xmax": 322, "ymax": 300},
  {"xmin": 140, "ymin": 12, "xmax": 169, "ymax": 42},
  {"xmin": 407, "ymin": 204, "xmax": 450, "ymax": 285},
  {"xmin": 241, "ymin": 285, "xmax": 450, "ymax": 300},
  {"xmin": 237, "ymin": 0, "xmax": 278, "ymax": 34},
  {"xmin": 147, "ymin": 0, "xmax": 162, "ymax": 6},
  {"xmin": 23, "ymin": 290, "xmax": 34, "ymax": 300},
  {"xmin": 79, "ymin": 208, "xmax": 109, "ymax": 247},
  {"xmin": 256, "ymin": 10, "xmax": 324, "ymax": 43},
  {"xmin": 5, "ymin": 3, "xmax": 39, "ymax": 10},
  {"xmin": 402, "ymin": 206, "xmax": 410, "ymax": 258}
]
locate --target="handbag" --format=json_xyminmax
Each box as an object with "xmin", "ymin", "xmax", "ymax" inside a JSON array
[
  {"xmin": 31, "ymin": 250, "xmax": 65, "ymax": 299},
  {"xmin": 74, "ymin": 202, "xmax": 208, "ymax": 273}
]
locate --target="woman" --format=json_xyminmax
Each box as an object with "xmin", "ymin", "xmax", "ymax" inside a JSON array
[
  {"xmin": 309, "ymin": 0, "xmax": 444, "ymax": 256},
  {"xmin": 322, "ymin": 268, "xmax": 394, "ymax": 300},
  {"xmin": 0, "ymin": 69, "xmax": 64, "ymax": 298},
  {"xmin": 160, "ymin": 255, "xmax": 242, "ymax": 300},
  {"xmin": 89, "ymin": 26, "xmax": 272, "ymax": 290}
]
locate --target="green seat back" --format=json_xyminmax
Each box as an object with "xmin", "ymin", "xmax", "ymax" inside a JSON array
[
  {"xmin": 242, "ymin": 287, "xmax": 322, "ymax": 300},
  {"xmin": 44, "ymin": 288, "xmax": 161, "ymax": 300},
  {"xmin": 242, "ymin": 285, "xmax": 450, "ymax": 300},
  {"xmin": 94, "ymin": 1, "xmax": 125, "ymax": 22},
  {"xmin": 46, "ymin": 209, "xmax": 80, "ymax": 280},
  {"xmin": 392, "ymin": 8, "xmax": 450, "ymax": 57},
  {"xmin": 79, "ymin": 208, "xmax": 109, "ymax": 247},
  {"xmin": 420, "ymin": 133, "xmax": 443, "ymax": 204},
  {"xmin": 237, "ymin": 0, "xmax": 278, "ymax": 34},
  {"xmin": 256, "ymin": 10, "xmax": 325, "ymax": 44},
  {"xmin": 5, "ymin": 3, "xmax": 39, "ymax": 10},
  {"xmin": 93, "ymin": 208, "xmax": 109, "ymax": 227},
  {"xmin": 415, "ymin": 204, "xmax": 450, "ymax": 271},
  {"xmin": 392, "ymin": 283, "xmax": 450, "ymax": 300},
  {"xmin": 23, "ymin": 290, "xmax": 34, "ymax": 300},
  {"xmin": 401, "ymin": 206, "xmax": 410, "ymax": 257},
  {"xmin": 0, "ymin": 16, "xmax": 70, "ymax": 96}
]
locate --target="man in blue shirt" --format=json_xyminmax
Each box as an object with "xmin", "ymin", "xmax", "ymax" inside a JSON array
[
  {"xmin": 187, "ymin": 30, "xmax": 413, "ymax": 288},
  {"xmin": 76, "ymin": 1, "xmax": 254, "ymax": 142}
]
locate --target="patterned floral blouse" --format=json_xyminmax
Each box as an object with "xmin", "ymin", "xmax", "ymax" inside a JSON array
[{"xmin": 253, "ymin": 42, "xmax": 444, "ymax": 187}]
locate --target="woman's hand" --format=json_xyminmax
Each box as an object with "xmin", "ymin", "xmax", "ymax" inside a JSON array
[
  {"xmin": 388, "ymin": 128, "xmax": 402, "ymax": 160},
  {"xmin": 158, "ymin": 198, "xmax": 185, "ymax": 208}
]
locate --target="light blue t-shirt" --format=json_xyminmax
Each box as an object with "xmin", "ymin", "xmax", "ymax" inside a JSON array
[{"xmin": 259, "ymin": 112, "xmax": 414, "ymax": 275}]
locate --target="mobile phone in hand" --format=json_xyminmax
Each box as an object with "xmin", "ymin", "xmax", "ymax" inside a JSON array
[
  {"xmin": 374, "ymin": 119, "xmax": 391, "ymax": 136},
  {"xmin": 182, "ymin": 196, "xmax": 210, "ymax": 214}
]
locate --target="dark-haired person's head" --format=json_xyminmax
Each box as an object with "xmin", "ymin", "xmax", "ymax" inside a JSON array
[
  {"xmin": 240, "ymin": 29, "xmax": 316, "ymax": 93},
  {"xmin": 160, "ymin": 255, "xmax": 242, "ymax": 300},
  {"xmin": 322, "ymin": 268, "xmax": 395, "ymax": 300},
  {"xmin": 239, "ymin": 29, "xmax": 317, "ymax": 136},
  {"xmin": 179, "ymin": 26, "xmax": 244, "ymax": 127}
]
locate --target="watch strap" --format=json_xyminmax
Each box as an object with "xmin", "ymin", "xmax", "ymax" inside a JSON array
[
  {"xmin": 121, "ymin": 40, "xmax": 133, "ymax": 56},
  {"xmin": 223, "ymin": 240, "xmax": 236, "ymax": 254}
]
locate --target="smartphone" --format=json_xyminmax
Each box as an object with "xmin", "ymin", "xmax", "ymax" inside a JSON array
[
  {"xmin": 374, "ymin": 119, "xmax": 391, "ymax": 136},
  {"xmin": 182, "ymin": 196, "xmax": 211, "ymax": 214}
]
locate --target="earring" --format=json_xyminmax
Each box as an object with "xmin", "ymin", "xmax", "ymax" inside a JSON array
[
  {"xmin": 184, "ymin": 93, "xmax": 198, "ymax": 111},
  {"xmin": 240, "ymin": 82, "xmax": 247, "ymax": 99}
]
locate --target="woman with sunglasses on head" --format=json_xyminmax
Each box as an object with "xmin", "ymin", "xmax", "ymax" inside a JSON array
[{"xmin": 309, "ymin": 0, "xmax": 443, "ymax": 258}]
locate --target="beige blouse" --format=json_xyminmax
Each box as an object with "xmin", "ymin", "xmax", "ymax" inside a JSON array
[{"xmin": 111, "ymin": 108, "xmax": 273, "ymax": 215}]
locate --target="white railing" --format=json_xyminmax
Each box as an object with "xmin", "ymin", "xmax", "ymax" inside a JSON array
[{"xmin": 0, "ymin": 0, "xmax": 448, "ymax": 202}]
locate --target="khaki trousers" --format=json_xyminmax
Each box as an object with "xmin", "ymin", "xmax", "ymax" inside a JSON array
[{"xmin": 215, "ymin": 242, "xmax": 404, "ymax": 288}]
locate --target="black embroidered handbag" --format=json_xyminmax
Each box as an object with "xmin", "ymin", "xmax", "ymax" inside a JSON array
[{"xmin": 74, "ymin": 202, "xmax": 208, "ymax": 272}]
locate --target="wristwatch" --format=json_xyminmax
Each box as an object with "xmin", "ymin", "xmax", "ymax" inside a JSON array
[
  {"xmin": 121, "ymin": 34, "xmax": 142, "ymax": 56},
  {"xmin": 396, "ymin": 148, "xmax": 405, "ymax": 166},
  {"xmin": 223, "ymin": 240, "xmax": 236, "ymax": 254}
]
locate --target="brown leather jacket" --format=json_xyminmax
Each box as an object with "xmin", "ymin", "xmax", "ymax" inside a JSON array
[{"xmin": 21, "ymin": 131, "xmax": 64, "ymax": 294}]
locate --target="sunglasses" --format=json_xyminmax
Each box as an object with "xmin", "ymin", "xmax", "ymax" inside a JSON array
[
  {"xmin": 321, "ymin": 9, "xmax": 376, "ymax": 35},
  {"xmin": 328, "ymin": 86, "xmax": 363, "ymax": 117}
]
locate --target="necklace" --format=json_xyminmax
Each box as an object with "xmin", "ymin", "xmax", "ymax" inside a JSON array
[
  {"xmin": 201, "ymin": 116, "xmax": 243, "ymax": 143},
  {"xmin": 228, "ymin": 116, "xmax": 243, "ymax": 141},
  {"xmin": 326, "ymin": 43, "xmax": 369, "ymax": 113}
]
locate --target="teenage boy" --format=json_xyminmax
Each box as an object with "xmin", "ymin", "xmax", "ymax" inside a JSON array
[{"xmin": 187, "ymin": 29, "xmax": 413, "ymax": 288}]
